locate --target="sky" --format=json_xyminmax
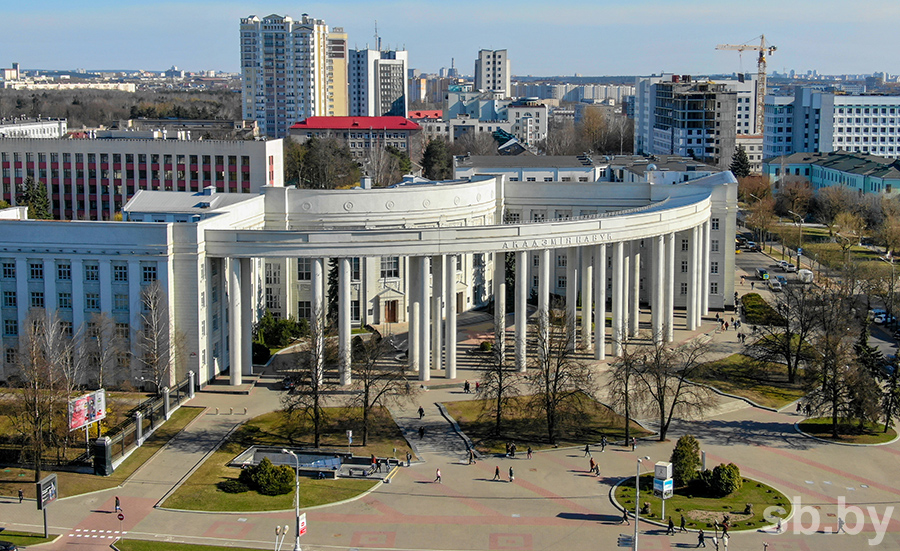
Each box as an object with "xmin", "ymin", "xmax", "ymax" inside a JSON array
[{"xmin": 2, "ymin": 0, "xmax": 899, "ymax": 77}]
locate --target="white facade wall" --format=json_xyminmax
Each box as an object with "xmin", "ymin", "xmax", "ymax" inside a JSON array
[
  {"xmin": 0, "ymin": 119, "xmax": 67, "ymax": 139},
  {"xmin": 349, "ymin": 49, "xmax": 408, "ymax": 117},
  {"xmin": 474, "ymin": 49, "xmax": 511, "ymax": 97}
]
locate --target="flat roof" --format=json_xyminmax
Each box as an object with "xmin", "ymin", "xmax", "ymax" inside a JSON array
[
  {"xmin": 290, "ymin": 116, "xmax": 419, "ymax": 131},
  {"xmin": 123, "ymin": 189, "xmax": 258, "ymax": 214}
]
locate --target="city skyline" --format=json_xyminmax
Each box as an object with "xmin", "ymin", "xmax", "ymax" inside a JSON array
[{"xmin": 2, "ymin": 0, "xmax": 899, "ymax": 77}]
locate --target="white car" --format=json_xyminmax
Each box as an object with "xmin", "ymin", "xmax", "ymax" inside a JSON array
[
  {"xmin": 768, "ymin": 280, "xmax": 783, "ymax": 292},
  {"xmin": 784, "ymin": 264, "xmax": 797, "ymax": 273}
]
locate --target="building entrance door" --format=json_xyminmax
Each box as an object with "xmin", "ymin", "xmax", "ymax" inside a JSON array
[{"xmin": 384, "ymin": 300, "xmax": 398, "ymax": 323}]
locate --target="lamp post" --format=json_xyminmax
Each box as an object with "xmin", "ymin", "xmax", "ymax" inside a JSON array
[
  {"xmin": 788, "ymin": 210, "xmax": 803, "ymax": 265},
  {"xmin": 634, "ymin": 455, "xmax": 651, "ymax": 550},
  {"xmin": 282, "ymin": 449, "xmax": 302, "ymax": 551},
  {"xmin": 881, "ymin": 254, "xmax": 896, "ymax": 327}
]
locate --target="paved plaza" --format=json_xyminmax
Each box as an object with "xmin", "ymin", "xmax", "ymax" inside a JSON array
[{"xmin": 2, "ymin": 256, "xmax": 900, "ymax": 551}]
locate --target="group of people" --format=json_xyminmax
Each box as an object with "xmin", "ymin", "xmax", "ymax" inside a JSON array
[{"xmin": 492, "ymin": 465, "xmax": 515, "ymax": 482}]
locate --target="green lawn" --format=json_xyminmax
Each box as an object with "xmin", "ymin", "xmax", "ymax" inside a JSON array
[
  {"xmin": 615, "ymin": 473, "xmax": 791, "ymax": 530},
  {"xmin": 798, "ymin": 417, "xmax": 897, "ymax": 444},
  {"xmin": 0, "ymin": 529, "xmax": 56, "ymax": 547},
  {"xmin": 0, "ymin": 406, "xmax": 203, "ymax": 500},
  {"xmin": 693, "ymin": 354, "xmax": 805, "ymax": 410},
  {"xmin": 444, "ymin": 394, "xmax": 651, "ymax": 454},
  {"xmin": 162, "ymin": 407, "xmax": 408, "ymax": 511},
  {"xmin": 114, "ymin": 540, "xmax": 261, "ymax": 551}
]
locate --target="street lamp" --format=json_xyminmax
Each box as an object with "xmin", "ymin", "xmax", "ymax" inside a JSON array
[
  {"xmin": 634, "ymin": 455, "xmax": 651, "ymax": 550},
  {"xmin": 282, "ymin": 449, "xmax": 302, "ymax": 551},
  {"xmin": 788, "ymin": 210, "xmax": 803, "ymax": 265}
]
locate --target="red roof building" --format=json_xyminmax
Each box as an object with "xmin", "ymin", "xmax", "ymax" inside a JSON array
[
  {"xmin": 289, "ymin": 116, "xmax": 421, "ymax": 159},
  {"xmin": 408, "ymin": 110, "xmax": 442, "ymax": 121}
]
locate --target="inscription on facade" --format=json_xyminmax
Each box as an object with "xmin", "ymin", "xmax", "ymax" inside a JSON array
[{"xmin": 501, "ymin": 233, "xmax": 613, "ymax": 250}]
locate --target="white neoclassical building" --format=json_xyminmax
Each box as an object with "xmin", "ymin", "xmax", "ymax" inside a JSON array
[{"xmin": 0, "ymin": 162, "xmax": 737, "ymax": 389}]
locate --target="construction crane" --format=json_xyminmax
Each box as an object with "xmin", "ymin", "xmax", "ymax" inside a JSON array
[{"xmin": 716, "ymin": 35, "xmax": 776, "ymax": 135}]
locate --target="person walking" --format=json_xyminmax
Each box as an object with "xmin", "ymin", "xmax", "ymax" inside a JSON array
[
  {"xmin": 631, "ymin": 437, "xmax": 637, "ymax": 451},
  {"xmin": 584, "ymin": 443, "xmax": 591, "ymax": 457},
  {"xmin": 621, "ymin": 509, "xmax": 630, "ymax": 525},
  {"xmin": 406, "ymin": 451, "xmax": 412, "ymax": 467},
  {"xmin": 434, "ymin": 468, "xmax": 442, "ymax": 483},
  {"xmin": 600, "ymin": 435, "xmax": 607, "ymax": 452},
  {"xmin": 463, "ymin": 380, "xmax": 471, "ymax": 394},
  {"xmin": 493, "ymin": 466, "xmax": 501, "ymax": 481},
  {"xmin": 589, "ymin": 457, "xmax": 597, "ymax": 474},
  {"xmin": 418, "ymin": 426, "xmax": 425, "ymax": 439},
  {"xmin": 667, "ymin": 517, "xmax": 676, "ymax": 536},
  {"xmin": 722, "ymin": 532, "xmax": 729, "ymax": 550},
  {"xmin": 508, "ymin": 466, "xmax": 514, "ymax": 482},
  {"xmin": 18, "ymin": 489, "xmax": 23, "ymax": 503},
  {"xmin": 115, "ymin": 496, "xmax": 121, "ymax": 512},
  {"xmin": 697, "ymin": 528, "xmax": 706, "ymax": 547},
  {"xmin": 680, "ymin": 514, "xmax": 687, "ymax": 532},
  {"xmin": 526, "ymin": 446, "xmax": 533, "ymax": 459},
  {"xmin": 740, "ymin": 275, "xmax": 745, "ymax": 285},
  {"xmin": 750, "ymin": 281, "xmax": 755, "ymax": 290},
  {"xmin": 418, "ymin": 406, "xmax": 425, "ymax": 419},
  {"xmin": 837, "ymin": 516, "xmax": 846, "ymax": 533}
]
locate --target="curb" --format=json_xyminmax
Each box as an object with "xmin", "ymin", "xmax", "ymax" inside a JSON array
[
  {"xmin": 792, "ymin": 421, "xmax": 900, "ymax": 447},
  {"xmin": 687, "ymin": 380, "xmax": 779, "ymax": 413}
]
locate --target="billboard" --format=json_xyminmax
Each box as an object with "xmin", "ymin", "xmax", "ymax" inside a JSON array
[
  {"xmin": 36, "ymin": 473, "xmax": 58, "ymax": 510},
  {"xmin": 653, "ymin": 477, "xmax": 673, "ymax": 499},
  {"xmin": 68, "ymin": 389, "xmax": 107, "ymax": 431}
]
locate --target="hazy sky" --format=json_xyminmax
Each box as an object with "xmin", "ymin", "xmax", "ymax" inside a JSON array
[{"xmin": 3, "ymin": 0, "xmax": 898, "ymax": 77}]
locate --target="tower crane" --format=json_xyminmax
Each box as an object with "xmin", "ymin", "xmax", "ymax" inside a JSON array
[{"xmin": 716, "ymin": 35, "xmax": 776, "ymax": 135}]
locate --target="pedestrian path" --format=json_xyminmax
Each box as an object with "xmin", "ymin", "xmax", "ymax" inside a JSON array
[{"xmin": 389, "ymin": 391, "xmax": 470, "ymax": 462}]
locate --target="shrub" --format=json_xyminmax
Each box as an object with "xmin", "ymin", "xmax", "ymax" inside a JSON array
[
  {"xmin": 710, "ymin": 463, "xmax": 743, "ymax": 497},
  {"xmin": 480, "ymin": 341, "xmax": 493, "ymax": 352},
  {"xmin": 740, "ymin": 293, "xmax": 786, "ymax": 326},
  {"xmin": 239, "ymin": 457, "xmax": 295, "ymax": 496},
  {"xmin": 670, "ymin": 434, "xmax": 701, "ymax": 487},
  {"xmin": 252, "ymin": 341, "xmax": 272, "ymax": 364},
  {"xmin": 218, "ymin": 479, "xmax": 250, "ymax": 493}
]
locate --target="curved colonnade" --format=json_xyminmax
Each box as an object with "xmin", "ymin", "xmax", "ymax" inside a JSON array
[{"xmin": 205, "ymin": 173, "xmax": 733, "ymax": 386}]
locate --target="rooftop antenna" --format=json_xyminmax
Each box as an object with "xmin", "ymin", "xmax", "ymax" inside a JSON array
[{"xmin": 374, "ymin": 20, "xmax": 381, "ymax": 51}]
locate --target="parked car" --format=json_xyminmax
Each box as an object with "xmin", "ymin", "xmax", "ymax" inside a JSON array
[
  {"xmin": 776, "ymin": 260, "xmax": 789, "ymax": 270},
  {"xmin": 784, "ymin": 263, "xmax": 798, "ymax": 273},
  {"xmin": 775, "ymin": 275, "xmax": 788, "ymax": 287},
  {"xmin": 756, "ymin": 268, "xmax": 769, "ymax": 280},
  {"xmin": 0, "ymin": 542, "xmax": 18, "ymax": 551},
  {"xmin": 874, "ymin": 313, "xmax": 896, "ymax": 325},
  {"xmin": 768, "ymin": 280, "xmax": 783, "ymax": 292},
  {"xmin": 798, "ymin": 269, "xmax": 814, "ymax": 283},
  {"xmin": 281, "ymin": 377, "xmax": 296, "ymax": 392},
  {"xmin": 746, "ymin": 242, "xmax": 762, "ymax": 252}
]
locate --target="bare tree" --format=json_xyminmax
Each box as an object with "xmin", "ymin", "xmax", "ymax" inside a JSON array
[
  {"xmin": 608, "ymin": 337, "xmax": 645, "ymax": 443},
  {"xmin": 813, "ymin": 186, "xmax": 855, "ymax": 237},
  {"xmin": 348, "ymin": 334, "xmax": 410, "ymax": 445},
  {"xmin": 449, "ymin": 132, "xmax": 498, "ymax": 156},
  {"xmin": 527, "ymin": 311, "xmax": 596, "ymax": 445},
  {"xmin": 538, "ymin": 120, "xmax": 578, "ymax": 155},
  {"xmin": 136, "ymin": 282, "xmax": 173, "ymax": 395},
  {"xmin": 745, "ymin": 196, "xmax": 777, "ymax": 252},
  {"xmin": 85, "ymin": 312, "xmax": 127, "ymax": 389},
  {"xmin": 745, "ymin": 284, "xmax": 818, "ymax": 384},
  {"xmin": 834, "ymin": 211, "xmax": 867, "ymax": 261},
  {"xmin": 281, "ymin": 308, "xmax": 333, "ymax": 448},
  {"xmin": 476, "ymin": 347, "xmax": 520, "ymax": 436},
  {"xmin": 629, "ymin": 337, "xmax": 717, "ymax": 442}
]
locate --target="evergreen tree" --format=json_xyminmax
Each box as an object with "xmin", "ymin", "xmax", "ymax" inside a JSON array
[
  {"xmin": 422, "ymin": 139, "xmax": 452, "ymax": 180},
  {"xmin": 729, "ymin": 145, "xmax": 752, "ymax": 179},
  {"xmin": 326, "ymin": 258, "xmax": 339, "ymax": 326},
  {"xmin": 670, "ymin": 434, "xmax": 701, "ymax": 487},
  {"xmin": 18, "ymin": 176, "xmax": 52, "ymax": 219}
]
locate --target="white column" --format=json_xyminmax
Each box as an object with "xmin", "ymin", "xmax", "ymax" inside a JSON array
[
  {"xmin": 622, "ymin": 245, "xmax": 630, "ymax": 340},
  {"xmin": 494, "ymin": 252, "xmax": 506, "ymax": 358},
  {"xmin": 594, "ymin": 243, "xmax": 607, "ymax": 360},
  {"xmin": 339, "ymin": 257, "xmax": 351, "ymax": 386},
  {"xmin": 538, "ymin": 249, "xmax": 550, "ymax": 350},
  {"xmin": 445, "ymin": 255, "xmax": 457, "ymax": 380},
  {"xmin": 630, "ymin": 241, "xmax": 641, "ymax": 337},
  {"xmin": 515, "ymin": 250, "xmax": 527, "ymax": 372},
  {"xmin": 687, "ymin": 228, "xmax": 698, "ymax": 331},
  {"xmin": 701, "ymin": 220, "xmax": 710, "ymax": 316},
  {"xmin": 15, "ymin": 259, "xmax": 27, "ymax": 336},
  {"xmin": 312, "ymin": 257, "xmax": 324, "ymax": 384},
  {"xmin": 408, "ymin": 256, "xmax": 419, "ymax": 373},
  {"xmin": 666, "ymin": 233, "xmax": 676, "ymax": 342},
  {"xmin": 42, "ymin": 259, "xmax": 57, "ymax": 314},
  {"xmin": 99, "ymin": 260, "xmax": 112, "ymax": 313},
  {"xmin": 565, "ymin": 247, "xmax": 578, "ymax": 350},
  {"xmin": 240, "ymin": 258, "xmax": 252, "ymax": 377},
  {"xmin": 418, "ymin": 256, "xmax": 431, "ymax": 382},
  {"xmin": 581, "ymin": 247, "xmax": 593, "ymax": 351},
  {"xmin": 612, "ymin": 241, "xmax": 624, "ymax": 356},
  {"xmin": 228, "ymin": 258, "xmax": 242, "ymax": 386},
  {"xmin": 652, "ymin": 235, "xmax": 666, "ymax": 344},
  {"xmin": 431, "ymin": 255, "xmax": 445, "ymax": 373},
  {"xmin": 128, "ymin": 260, "xmax": 141, "ymax": 383}
]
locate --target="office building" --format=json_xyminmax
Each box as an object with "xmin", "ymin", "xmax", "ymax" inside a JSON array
[
  {"xmin": 762, "ymin": 151, "xmax": 900, "ymax": 195},
  {"xmin": 474, "ymin": 49, "xmax": 511, "ymax": 97},
  {"xmin": 349, "ymin": 48, "xmax": 409, "ymax": 117}
]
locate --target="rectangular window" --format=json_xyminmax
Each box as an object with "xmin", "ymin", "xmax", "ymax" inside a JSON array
[
  {"xmin": 142, "ymin": 265, "xmax": 157, "ymax": 283},
  {"xmin": 680, "ymin": 282, "xmax": 688, "ymax": 295},
  {"xmin": 115, "ymin": 323, "xmax": 129, "ymax": 340},
  {"xmin": 212, "ymin": 313, "xmax": 219, "ymax": 331},
  {"xmin": 113, "ymin": 263, "xmax": 128, "ymax": 282},
  {"xmin": 711, "ymin": 218, "xmax": 720, "ymax": 231},
  {"xmin": 30, "ymin": 291, "xmax": 44, "ymax": 309},
  {"xmin": 5, "ymin": 347, "xmax": 15, "ymax": 364},
  {"xmin": 557, "ymin": 255, "xmax": 567, "ymax": 267},
  {"xmin": 30, "ymin": 262, "xmax": 44, "ymax": 280},
  {"xmin": 681, "ymin": 239, "xmax": 689, "ymax": 251},
  {"xmin": 557, "ymin": 275, "xmax": 567, "ymax": 289},
  {"xmin": 5, "ymin": 319, "xmax": 18, "ymax": 336},
  {"xmin": 711, "ymin": 240, "xmax": 719, "ymax": 252},
  {"xmin": 265, "ymin": 263, "xmax": 281, "ymax": 285},
  {"xmin": 1, "ymin": 262, "xmax": 14, "ymax": 279},
  {"xmin": 298, "ymin": 301, "xmax": 312, "ymax": 320},
  {"xmin": 49, "ymin": 260, "xmax": 68, "ymax": 283},
  {"xmin": 681, "ymin": 260, "xmax": 688, "ymax": 273},
  {"xmin": 114, "ymin": 293, "xmax": 129, "ymax": 311},
  {"xmin": 297, "ymin": 258, "xmax": 311, "ymax": 280},
  {"xmin": 84, "ymin": 263, "xmax": 99, "ymax": 281},
  {"xmin": 2, "ymin": 291, "xmax": 15, "ymax": 308},
  {"xmin": 85, "ymin": 293, "xmax": 100, "ymax": 311},
  {"xmin": 710, "ymin": 261, "xmax": 719, "ymax": 274},
  {"xmin": 710, "ymin": 281, "xmax": 719, "ymax": 295},
  {"xmin": 381, "ymin": 256, "xmax": 400, "ymax": 279},
  {"xmin": 265, "ymin": 288, "xmax": 281, "ymax": 309},
  {"xmin": 351, "ymin": 258, "xmax": 361, "ymax": 281},
  {"xmin": 351, "ymin": 300, "xmax": 360, "ymax": 322},
  {"xmin": 58, "ymin": 292, "xmax": 72, "ymax": 309}
]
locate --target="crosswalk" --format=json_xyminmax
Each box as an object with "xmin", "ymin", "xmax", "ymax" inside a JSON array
[{"xmin": 68, "ymin": 528, "xmax": 127, "ymax": 539}]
